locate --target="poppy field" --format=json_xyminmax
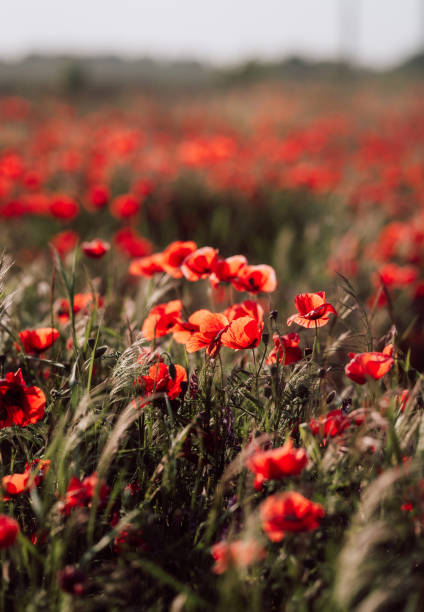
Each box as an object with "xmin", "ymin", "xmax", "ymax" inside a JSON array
[{"xmin": 1, "ymin": 79, "xmax": 424, "ymax": 610}]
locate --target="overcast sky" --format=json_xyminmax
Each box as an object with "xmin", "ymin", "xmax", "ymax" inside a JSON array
[{"xmin": 0, "ymin": 0, "xmax": 422, "ymax": 67}]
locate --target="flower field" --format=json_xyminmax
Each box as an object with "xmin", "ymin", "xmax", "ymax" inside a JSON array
[{"xmin": 1, "ymin": 79, "xmax": 424, "ymax": 610}]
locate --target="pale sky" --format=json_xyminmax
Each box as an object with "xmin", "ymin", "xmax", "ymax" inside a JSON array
[{"xmin": 0, "ymin": 0, "xmax": 422, "ymax": 67}]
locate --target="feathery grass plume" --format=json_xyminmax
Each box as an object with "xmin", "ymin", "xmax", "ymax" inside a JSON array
[
  {"xmin": 334, "ymin": 460, "xmax": 424, "ymax": 611},
  {"xmin": 110, "ymin": 334, "xmax": 153, "ymax": 398},
  {"xmin": 0, "ymin": 252, "xmax": 14, "ymax": 324}
]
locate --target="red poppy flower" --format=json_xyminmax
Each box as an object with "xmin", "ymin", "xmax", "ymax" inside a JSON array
[
  {"xmin": 266, "ymin": 332, "xmax": 302, "ymax": 365},
  {"xmin": 185, "ymin": 311, "xmax": 229, "ymax": 356},
  {"xmin": 172, "ymin": 310, "xmax": 207, "ymax": 345},
  {"xmin": 142, "ymin": 300, "xmax": 183, "ymax": 341},
  {"xmin": 129, "ymin": 253, "xmax": 165, "ymax": 277},
  {"xmin": 161, "ymin": 241, "xmax": 197, "ymax": 278},
  {"xmin": 232, "ymin": 264, "xmax": 277, "ymax": 294},
  {"xmin": 50, "ymin": 230, "xmax": 79, "ymax": 257},
  {"xmin": 209, "ymin": 255, "xmax": 247, "ymax": 288},
  {"xmin": 345, "ymin": 350, "xmax": 394, "ymax": 384},
  {"xmin": 59, "ymin": 472, "xmax": 110, "ymax": 516},
  {"xmin": 140, "ymin": 362, "xmax": 187, "ymax": 400},
  {"xmin": 114, "ymin": 228, "xmax": 153, "ymax": 258},
  {"xmin": 0, "ymin": 515, "xmax": 19, "ymax": 549},
  {"xmin": 221, "ymin": 316, "xmax": 263, "ymax": 350},
  {"xmin": 49, "ymin": 194, "xmax": 79, "ymax": 220},
  {"xmin": 2, "ymin": 459, "xmax": 50, "ymax": 500},
  {"xmin": 181, "ymin": 247, "xmax": 218, "ymax": 281},
  {"xmin": 114, "ymin": 526, "xmax": 148, "ymax": 554},
  {"xmin": 56, "ymin": 293, "xmax": 103, "ymax": 323},
  {"xmin": 0, "ymin": 369, "xmax": 46, "ymax": 428},
  {"xmin": 309, "ymin": 409, "xmax": 352, "ymax": 439},
  {"xmin": 81, "ymin": 239, "xmax": 110, "ymax": 259},
  {"xmin": 224, "ymin": 300, "xmax": 264, "ymax": 324},
  {"xmin": 287, "ymin": 291, "xmax": 337, "ymax": 328},
  {"xmin": 211, "ymin": 539, "xmax": 266, "ymax": 574},
  {"xmin": 18, "ymin": 327, "xmax": 59, "ymax": 355},
  {"xmin": 260, "ymin": 491, "xmax": 325, "ymax": 542},
  {"xmin": 377, "ymin": 263, "xmax": 418, "ymax": 288},
  {"xmin": 88, "ymin": 184, "xmax": 109, "ymax": 209},
  {"xmin": 246, "ymin": 440, "xmax": 308, "ymax": 490},
  {"xmin": 110, "ymin": 194, "xmax": 140, "ymax": 219}
]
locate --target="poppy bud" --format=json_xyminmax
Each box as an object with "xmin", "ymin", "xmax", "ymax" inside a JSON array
[
  {"xmin": 304, "ymin": 347, "xmax": 313, "ymax": 356},
  {"xmin": 269, "ymin": 310, "xmax": 278, "ymax": 321},
  {"xmin": 168, "ymin": 363, "xmax": 177, "ymax": 380},
  {"xmin": 88, "ymin": 338, "xmax": 96, "ymax": 349},
  {"xmin": 342, "ymin": 398, "xmax": 352, "ymax": 414},
  {"xmin": 94, "ymin": 345, "xmax": 108, "ymax": 358},
  {"xmin": 319, "ymin": 368, "xmax": 326, "ymax": 378},
  {"xmin": 262, "ymin": 332, "xmax": 270, "ymax": 346},
  {"xmin": 326, "ymin": 390, "xmax": 336, "ymax": 404},
  {"xmin": 180, "ymin": 380, "xmax": 188, "ymax": 396},
  {"xmin": 264, "ymin": 385, "xmax": 272, "ymax": 398}
]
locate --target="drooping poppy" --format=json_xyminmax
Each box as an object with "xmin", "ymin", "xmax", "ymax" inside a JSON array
[
  {"xmin": 160, "ymin": 241, "xmax": 197, "ymax": 278},
  {"xmin": 221, "ymin": 316, "xmax": 263, "ymax": 350},
  {"xmin": 266, "ymin": 332, "xmax": 302, "ymax": 365},
  {"xmin": 345, "ymin": 350, "xmax": 394, "ymax": 384},
  {"xmin": 246, "ymin": 440, "xmax": 308, "ymax": 490},
  {"xmin": 81, "ymin": 239, "xmax": 110, "ymax": 259},
  {"xmin": 232, "ymin": 264, "xmax": 277, "ymax": 294},
  {"xmin": 260, "ymin": 491, "xmax": 325, "ymax": 542},
  {"xmin": 141, "ymin": 300, "xmax": 183, "ymax": 341},
  {"xmin": 0, "ymin": 369, "xmax": 46, "ymax": 428},
  {"xmin": 181, "ymin": 247, "xmax": 218, "ymax": 281},
  {"xmin": 0, "ymin": 515, "xmax": 19, "ymax": 549},
  {"xmin": 211, "ymin": 539, "xmax": 266, "ymax": 574},
  {"xmin": 18, "ymin": 327, "xmax": 59, "ymax": 354},
  {"xmin": 287, "ymin": 291, "xmax": 337, "ymax": 328}
]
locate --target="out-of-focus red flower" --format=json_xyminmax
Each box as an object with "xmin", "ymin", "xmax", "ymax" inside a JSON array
[
  {"xmin": 49, "ymin": 194, "xmax": 79, "ymax": 220},
  {"xmin": 0, "ymin": 515, "xmax": 20, "ymax": 549},
  {"xmin": 110, "ymin": 194, "xmax": 140, "ymax": 219},
  {"xmin": 1, "ymin": 459, "xmax": 50, "ymax": 500},
  {"xmin": 309, "ymin": 409, "xmax": 352, "ymax": 439},
  {"xmin": 0, "ymin": 369, "xmax": 45, "ymax": 428},
  {"xmin": 345, "ymin": 350, "xmax": 394, "ymax": 384},
  {"xmin": 81, "ymin": 239, "xmax": 110, "ymax": 259},
  {"xmin": 160, "ymin": 241, "xmax": 197, "ymax": 278},
  {"xmin": 185, "ymin": 310, "xmax": 229, "ymax": 356},
  {"xmin": 50, "ymin": 230, "xmax": 79, "ymax": 257},
  {"xmin": 59, "ymin": 472, "xmax": 110, "ymax": 516},
  {"xmin": 181, "ymin": 247, "xmax": 218, "ymax": 281},
  {"xmin": 287, "ymin": 291, "xmax": 337, "ymax": 328},
  {"xmin": 17, "ymin": 327, "xmax": 59, "ymax": 354},
  {"xmin": 142, "ymin": 300, "xmax": 183, "ymax": 341},
  {"xmin": 114, "ymin": 526, "xmax": 148, "ymax": 554},
  {"xmin": 246, "ymin": 440, "xmax": 308, "ymax": 490},
  {"xmin": 221, "ymin": 316, "xmax": 263, "ymax": 350},
  {"xmin": 266, "ymin": 332, "xmax": 302, "ymax": 365},
  {"xmin": 114, "ymin": 228, "xmax": 153, "ymax": 258},
  {"xmin": 56, "ymin": 293, "xmax": 103, "ymax": 323},
  {"xmin": 129, "ymin": 253, "xmax": 164, "ymax": 277},
  {"xmin": 209, "ymin": 255, "xmax": 247, "ymax": 288},
  {"xmin": 139, "ymin": 362, "xmax": 187, "ymax": 401},
  {"xmin": 260, "ymin": 491, "xmax": 325, "ymax": 542},
  {"xmin": 232, "ymin": 264, "xmax": 277, "ymax": 294},
  {"xmin": 211, "ymin": 539, "xmax": 266, "ymax": 574},
  {"xmin": 377, "ymin": 263, "xmax": 418, "ymax": 288},
  {"xmin": 57, "ymin": 565, "xmax": 86, "ymax": 595},
  {"xmin": 88, "ymin": 184, "xmax": 109, "ymax": 209}
]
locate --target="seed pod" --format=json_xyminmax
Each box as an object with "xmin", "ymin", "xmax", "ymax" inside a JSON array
[{"xmin": 262, "ymin": 332, "xmax": 270, "ymax": 346}]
